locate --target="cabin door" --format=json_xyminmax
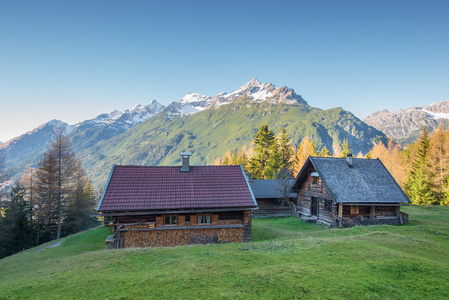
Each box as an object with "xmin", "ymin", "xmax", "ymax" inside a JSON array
[{"xmin": 311, "ymin": 197, "xmax": 318, "ymax": 216}]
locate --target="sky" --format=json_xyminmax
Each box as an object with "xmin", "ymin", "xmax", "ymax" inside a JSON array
[{"xmin": 0, "ymin": 0, "xmax": 448, "ymax": 142}]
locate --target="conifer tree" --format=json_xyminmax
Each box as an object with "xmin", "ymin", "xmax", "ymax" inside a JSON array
[
  {"xmin": 63, "ymin": 163, "xmax": 98, "ymax": 236},
  {"xmin": 253, "ymin": 125, "xmax": 276, "ymax": 170},
  {"xmin": 20, "ymin": 166, "xmax": 37, "ymax": 225},
  {"xmin": 427, "ymin": 126, "xmax": 449, "ymax": 204},
  {"xmin": 293, "ymin": 137, "xmax": 317, "ymax": 176},
  {"xmin": 0, "ymin": 183, "xmax": 34, "ymax": 258},
  {"xmin": 34, "ymin": 127, "xmax": 78, "ymax": 242},
  {"xmin": 251, "ymin": 125, "xmax": 276, "ymax": 178},
  {"xmin": 405, "ymin": 127, "xmax": 435, "ymax": 204},
  {"xmin": 263, "ymin": 143, "xmax": 282, "ymax": 179},
  {"xmin": 213, "ymin": 157, "xmax": 221, "ymax": 165},
  {"xmin": 278, "ymin": 128, "xmax": 294, "ymax": 169},
  {"xmin": 340, "ymin": 138, "xmax": 352, "ymax": 157},
  {"xmin": 221, "ymin": 150, "xmax": 232, "ymax": 165},
  {"xmin": 318, "ymin": 146, "xmax": 332, "ymax": 157},
  {"xmin": 236, "ymin": 151, "xmax": 249, "ymax": 174}
]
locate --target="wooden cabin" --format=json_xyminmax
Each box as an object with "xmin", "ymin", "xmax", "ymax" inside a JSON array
[
  {"xmin": 249, "ymin": 179, "xmax": 295, "ymax": 218},
  {"xmin": 97, "ymin": 153, "xmax": 258, "ymax": 248},
  {"xmin": 290, "ymin": 155, "xmax": 410, "ymax": 227}
]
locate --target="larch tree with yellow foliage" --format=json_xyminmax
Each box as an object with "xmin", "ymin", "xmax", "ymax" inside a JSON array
[{"xmin": 293, "ymin": 137, "xmax": 317, "ymax": 176}]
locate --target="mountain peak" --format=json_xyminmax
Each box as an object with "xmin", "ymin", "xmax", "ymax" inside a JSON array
[{"xmin": 166, "ymin": 79, "xmax": 308, "ymax": 117}]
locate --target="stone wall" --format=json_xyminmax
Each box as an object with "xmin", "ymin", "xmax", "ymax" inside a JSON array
[{"xmin": 340, "ymin": 216, "xmax": 405, "ymax": 227}]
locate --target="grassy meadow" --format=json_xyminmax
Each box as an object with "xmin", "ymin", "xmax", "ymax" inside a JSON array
[{"xmin": 1, "ymin": 205, "xmax": 448, "ymax": 299}]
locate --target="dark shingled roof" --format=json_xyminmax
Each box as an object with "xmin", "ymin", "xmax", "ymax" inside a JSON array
[
  {"xmin": 291, "ymin": 157, "xmax": 411, "ymax": 204},
  {"xmin": 250, "ymin": 179, "xmax": 296, "ymax": 199},
  {"xmin": 97, "ymin": 165, "xmax": 257, "ymax": 212}
]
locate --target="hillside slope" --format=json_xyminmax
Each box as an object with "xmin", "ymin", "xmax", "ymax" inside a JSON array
[
  {"xmin": 80, "ymin": 98, "xmax": 386, "ymax": 186},
  {"xmin": 1, "ymin": 206, "xmax": 448, "ymax": 299}
]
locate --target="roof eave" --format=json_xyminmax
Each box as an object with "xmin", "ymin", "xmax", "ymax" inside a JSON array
[
  {"xmin": 96, "ymin": 164, "xmax": 115, "ymax": 212},
  {"xmin": 241, "ymin": 164, "xmax": 259, "ymax": 207},
  {"xmin": 98, "ymin": 206, "xmax": 258, "ymax": 217}
]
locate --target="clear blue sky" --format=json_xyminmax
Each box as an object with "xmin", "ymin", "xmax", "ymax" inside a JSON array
[{"xmin": 1, "ymin": 0, "xmax": 448, "ymax": 142}]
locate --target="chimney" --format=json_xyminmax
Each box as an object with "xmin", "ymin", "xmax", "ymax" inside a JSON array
[
  {"xmin": 247, "ymin": 172, "xmax": 253, "ymax": 183},
  {"xmin": 180, "ymin": 152, "xmax": 192, "ymax": 172},
  {"xmin": 346, "ymin": 153, "xmax": 353, "ymax": 167}
]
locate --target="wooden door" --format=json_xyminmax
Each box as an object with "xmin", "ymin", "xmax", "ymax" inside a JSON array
[{"xmin": 311, "ymin": 197, "xmax": 318, "ymax": 216}]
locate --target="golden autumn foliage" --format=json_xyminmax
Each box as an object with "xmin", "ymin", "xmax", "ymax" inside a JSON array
[{"xmin": 293, "ymin": 137, "xmax": 317, "ymax": 176}]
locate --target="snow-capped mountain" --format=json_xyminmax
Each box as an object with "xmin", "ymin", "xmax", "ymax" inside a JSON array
[
  {"xmin": 0, "ymin": 119, "xmax": 71, "ymax": 167},
  {"xmin": 363, "ymin": 100, "xmax": 449, "ymax": 145},
  {"xmin": 78, "ymin": 100, "xmax": 164, "ymax": 130},
  {"xmin": 0, "ymin": 100, "xmax": 165, "ymax": 172},
  {"xmin": 164, "ymin": 78, "xmax": 308, "ymax": 116}
]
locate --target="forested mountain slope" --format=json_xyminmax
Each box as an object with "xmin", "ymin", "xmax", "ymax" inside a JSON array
[{"xmin": 80, "ymin": 96, "xmax": 387, "ymax": 186}]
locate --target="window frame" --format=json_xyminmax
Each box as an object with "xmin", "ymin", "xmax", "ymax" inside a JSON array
[
  {"xmin": 197, "ymin": 214, "xmax": 211, "ymax": 225},
  {"xmin": 163, "ymin": 215, "xmax": 178, "ymax": 226}
]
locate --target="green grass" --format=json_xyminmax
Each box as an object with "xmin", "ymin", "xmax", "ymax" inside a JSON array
[{"xmin": 1, "ymin": 206, "xmax": 449, "ymax": 299}]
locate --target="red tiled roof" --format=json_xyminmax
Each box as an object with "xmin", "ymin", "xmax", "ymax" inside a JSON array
[{"xmin": 97, "ymin": 165, "xmax": 257, "ymax": 212}]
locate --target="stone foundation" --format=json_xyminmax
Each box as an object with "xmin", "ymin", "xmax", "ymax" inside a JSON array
[{"xmin": 340, "ymin": 216, "xmax": 405, "ymax": 227}]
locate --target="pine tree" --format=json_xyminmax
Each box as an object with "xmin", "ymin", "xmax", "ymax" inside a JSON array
[
  {"xmin": 249, "ymin": 125, "xmax": 276, "ymax": 178},
  {"xmin": 278, "ymin": 128, "xmax": 294, "ymax": 169},
  {"xmin": 221, "ymin": 150, "xmax": 232, "ymax": 165},
  {"xmin": 236, "ymin": 151, "xmax": 249, "ymax": 173},
  {"xmin": 263, "ymin": 143, "xmax": 282, "ymax": 179},
  {"xmin": 0, "ymin": 182, "xmax": 34, "ymax": 258},
  {"xmin": 35, "ymin": 148, "xmax": 59, "ymax": 244},
  {"xmin": 34, "ymin": 127, "xmax": 78, "ymax": 243},
  {"xmin": 63, "ymin": 163, "xmax": 98, "ymax": 236},
  {"xmin": 340, "ymin": 139, "xmax": 352, "ymax": 158},
  {"xmin": 318, "ymin": 146, "xmax": 332, "ymax": 157},
  {"xmin": 20, "ymin": 166, "xmax": 37, "ymax": 225},
  {"xmin": 253, "ymin": 124, "xmax": 276, "ymax": 171},
  {"xmin": 405, "ymin": 127, "xmax": 436, "ymax": 204},
  {"xmin": 249, "ymin": 156, "xmax": 262, "ymax": 179}
]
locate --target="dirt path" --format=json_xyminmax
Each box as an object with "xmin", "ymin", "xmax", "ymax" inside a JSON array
[{"xmin": 35, "ymin": 241, "xmax": 63, "ymax": 252}]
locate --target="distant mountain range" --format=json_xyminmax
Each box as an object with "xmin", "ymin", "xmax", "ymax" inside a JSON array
[
  {"xmin": 1, "ymin": 100, "xmax": 164, "ymax": 172},
  {"xmin": 2, "ymin": 78, "xmax": 387, "ymax": 187},
  {"xmin": 363, "ymin": 101, "xmax": 449, "ymax": 145}
]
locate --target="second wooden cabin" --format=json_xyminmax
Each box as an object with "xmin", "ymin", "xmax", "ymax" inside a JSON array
[{"xmin": 290, "ymin": 154, "xmax": 410, "ymax": 227}]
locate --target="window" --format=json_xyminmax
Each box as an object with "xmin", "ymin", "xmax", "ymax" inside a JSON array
[
  {"xmin": 198, "ymin": 215, "xmax": 210, "ymax": 224},
  {"xmin": 311, "ymin": 172, "xmax": 319, "ymax": 185},
  {"xmin": 164, "ymin": 216, "xmax": 177, "ymax": 225},
  {"xmin": 324, "ymin": 200, "xmax": 332, "ymax": 212}
]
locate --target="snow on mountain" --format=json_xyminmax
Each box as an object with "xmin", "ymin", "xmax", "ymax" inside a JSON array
[
  {"xmin": 165, "ymin": 78, "xmax": 307, "ymax": 117},
  {"xmin": 363, "ymin": 100, "xmax": 449, "ymax": 145},
  {"xmin": 0, "ymin": 119, "xmax": 70, "ymax": 168},
  {"xmin": 78, "ymin": 100, "xmax": 165, "ymax": 129}
]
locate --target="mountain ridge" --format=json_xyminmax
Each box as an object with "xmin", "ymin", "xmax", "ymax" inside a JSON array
[
  {"xmin": 2, "ymin": 79, "xmax": 387, "ymax": 188},
  {"xmin": 363, "ymin": 100, "xmax": 449, "ymax": 145}
]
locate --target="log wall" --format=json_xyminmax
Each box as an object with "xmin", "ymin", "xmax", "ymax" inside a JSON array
[
  {"xmin": 296, "ymin": 168, "xmax": 335, "ymax": 224},
  {"xmin": 295, "ymin": 166, "xmax": 407, "ymax": 227}
]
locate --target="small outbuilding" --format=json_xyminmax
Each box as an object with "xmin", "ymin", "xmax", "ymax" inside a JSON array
[
  {"xmin": 249, "ymin": 179, "xmax": 295, "ymax": 218},
  {"xmin": 97, "ymin": 153, "xmax": 258, "ymax": 248},
  {"xmin": 290, "ymin": 155, "xmax": 410, "ymax": 227}
]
